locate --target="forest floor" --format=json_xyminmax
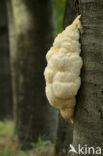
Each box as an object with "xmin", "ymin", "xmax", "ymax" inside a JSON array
[{"xmin": 0, "ymin": 121, "xmax": 54, "ymax": 156}]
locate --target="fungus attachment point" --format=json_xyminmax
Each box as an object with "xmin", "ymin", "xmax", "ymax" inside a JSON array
[{"xmin": 44, "ymin": 15, "xmax": 83, "ymax": 123}]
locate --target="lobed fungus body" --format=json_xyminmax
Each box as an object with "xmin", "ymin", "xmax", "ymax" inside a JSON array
[{"xmin": 44, "ymin": 16, "xmax": 83, "ymax": 122}]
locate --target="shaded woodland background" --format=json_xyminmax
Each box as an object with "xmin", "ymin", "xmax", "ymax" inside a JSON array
[
  {"xmin": 0, "ymin": 0, "xmax": 72, "ymax": 155},
  {"xmin": 0, "ymin": 0, "xmax": 103, "ymax": 156}
]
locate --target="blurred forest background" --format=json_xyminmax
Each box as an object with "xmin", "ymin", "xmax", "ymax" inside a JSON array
[{"xmin": 0, "ymin": 0, "xmax": 71, "ymax": 155}]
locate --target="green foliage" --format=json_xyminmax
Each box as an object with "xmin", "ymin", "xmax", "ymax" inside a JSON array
[
  {"xmin": 53, "ymin": 0, "xmax": 66, "ymax": 33},
  {"xmin": 0, "ymin": 121, "xmax": 54, "ymax": 156},
  {"xmin": 0, "ymin": 121, "xmax": 14, "ymax": 136},
  {"xmin": 34, "ymin": 137, "xmax": 52, "ymax": 151},
  {"xmin": 0, "ymin": 150, "xmax": 12, "ymax": 156}
]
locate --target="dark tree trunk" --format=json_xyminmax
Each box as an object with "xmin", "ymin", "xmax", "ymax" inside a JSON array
[
  {"xmin": 55, "ymin": 114, "xmax": 73, "ymax": 156},
  {"xmin": 12, "ymin": 0, "xmax": 58, "ymax": 149},
  {"xmin": 72, "ymin": 0, "xmax": 103, "ymax": 156},
  {"xmin": 63, "ymin": 0, "xmax": 77, "ymax": 27},
  {"xmin": 54, "ymin": 1, "xmax": 77, "ymax": 156},
  {"xmin": 0, "ymin": 0, "xmax": 12, "ymax": 120}
]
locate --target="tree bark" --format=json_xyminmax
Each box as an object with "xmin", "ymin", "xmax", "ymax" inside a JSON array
[
  {"xmin": 0, "ymin": 0, "xmax": 13, "ymax": 120},
  {"xmin": 11, "ymin": 0, "xmax": 58, "ymax": 149},
  {"xmin": 54, "ymin": 1, "xmax": 77, "ymax": 156},
  {"xmin": 72, "ymin": 0, "xmax": 103, "ymax": 155}
]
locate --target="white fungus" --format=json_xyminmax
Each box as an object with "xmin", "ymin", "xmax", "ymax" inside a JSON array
[{"xmin": 44, "ymin": 16, "xmax": 83, "ymax": 122}]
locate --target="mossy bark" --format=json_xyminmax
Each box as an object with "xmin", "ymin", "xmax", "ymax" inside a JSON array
[{"xmin": 11, "ymin": 0, "xmax": 58, "ymax": 149}]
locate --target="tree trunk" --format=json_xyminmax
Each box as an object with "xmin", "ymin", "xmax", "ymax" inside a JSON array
[
  {"xmin": 11, "ymin": 0, "xmax": 58, "ymax": 149},
  {"xmin": 6, "ymin": 0, "xmax": 18, "ymax": 122},
  {"xmin": 0, "ymin": 0, "xmax": 12, "ymax": 120},
  {"xmin": 63, "ymin": 0, "xmax": 77, "ymax": 27},
  {"xmin": 72, "ymin": 0, "xmax": 103, "ymax": 155},
  {"xmin": 54, "ymin": 1, "xmax": 77, "ymax": 156},
  {"xmin": 55, "ymin": 114, "xmax": 73, "ymax": 156}
]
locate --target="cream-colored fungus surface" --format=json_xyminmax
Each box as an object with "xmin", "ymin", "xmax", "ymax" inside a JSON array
[{"xmin": 44, "ymin": 16, "xmax": 83, "ymax": 121}]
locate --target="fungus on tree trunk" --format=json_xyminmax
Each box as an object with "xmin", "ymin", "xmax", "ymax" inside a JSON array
[{"xmin": 44, "ymin": 16, "xmax": 83, "ymax": 122}]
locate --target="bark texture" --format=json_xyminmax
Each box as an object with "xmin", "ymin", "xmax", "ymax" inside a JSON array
[
  {"xmin": 12, "ymin": 0, "xmax": 58, "ymax": 149},
  {"xmin": 0, "ymin": 0, "xmax": 12, "ymax": 119},
  {"xmin": 72, "ymin": 0, "xmax": 103, "ymax": 155}
]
